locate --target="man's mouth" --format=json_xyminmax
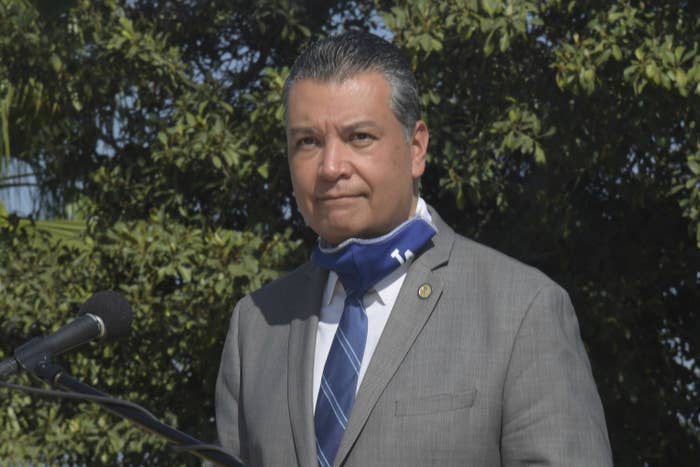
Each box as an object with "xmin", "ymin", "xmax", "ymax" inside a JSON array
[{"xmin": 317, "ymin": 194, "xmax": 362, "ymax": 201}]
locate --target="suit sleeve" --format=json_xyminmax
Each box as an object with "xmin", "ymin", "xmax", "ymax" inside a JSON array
[
  {"xmin": 215, "ymin": 299, "xmax": 249, "ymax": 464},
  {"xmin": 500, "ymin": 284, "xmax": 613, "ymax": 466}
]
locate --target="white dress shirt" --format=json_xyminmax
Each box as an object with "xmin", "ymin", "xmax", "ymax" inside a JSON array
[{"xmin": 312, "ymin": 198, "xmax": 433, "ymax": 410}]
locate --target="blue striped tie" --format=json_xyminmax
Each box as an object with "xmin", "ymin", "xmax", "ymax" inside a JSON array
[{"xmin": 314, "ymin": 287, "xmax": 367, "ymax": 467}]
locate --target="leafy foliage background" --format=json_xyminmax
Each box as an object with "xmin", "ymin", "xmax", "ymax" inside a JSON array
[{"xmin": 1, "ymin": 0, "xmax": 698, "ymax": 465}]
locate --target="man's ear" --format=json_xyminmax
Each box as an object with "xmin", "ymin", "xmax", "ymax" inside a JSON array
[{"xmin": 411, "ymin": 120, "xmax": 429, "ymax": 179}]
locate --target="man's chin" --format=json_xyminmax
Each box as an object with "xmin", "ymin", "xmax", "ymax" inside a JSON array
[
  {"xmin": 318, "ymin": 230, "xmax": 358, "ymax": 246},
  {"xmin": 316, "ymin": 221, "xmax": 368, "ymax": 246}
]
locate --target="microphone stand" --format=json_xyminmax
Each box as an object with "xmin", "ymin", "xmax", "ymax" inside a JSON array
[{"xmin": 31, "ymin": 361, "xmax": 243, "ymax": 467}]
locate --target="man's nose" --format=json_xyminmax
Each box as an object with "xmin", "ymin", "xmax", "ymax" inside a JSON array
[{"xmin": 319, "ymin": 138, "xmax": 351, "ymax": 180}]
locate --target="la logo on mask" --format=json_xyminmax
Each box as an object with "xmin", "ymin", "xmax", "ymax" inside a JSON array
[{"xmin": 390, "ymin": 248, "xmax": 414, "ymax": 265}]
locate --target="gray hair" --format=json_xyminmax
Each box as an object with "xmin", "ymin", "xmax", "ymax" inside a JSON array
[{"xmin": 282, "ymin": 31, "xmax": 421, "ymax": 140}]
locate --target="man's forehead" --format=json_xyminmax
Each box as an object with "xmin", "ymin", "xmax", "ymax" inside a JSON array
[{"xmin": 285, "ymin": 73, "xmax": 393, "ymax": 121}]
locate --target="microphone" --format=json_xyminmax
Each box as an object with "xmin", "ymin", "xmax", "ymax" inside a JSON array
[{"xmin": 0, "ymin": 291, "xmax": 133, "ymax": 380}]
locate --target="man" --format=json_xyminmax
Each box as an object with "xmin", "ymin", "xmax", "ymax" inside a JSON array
[{"xmin": 215, "ymin": 31, "xmax": 612, "ymax": 466}]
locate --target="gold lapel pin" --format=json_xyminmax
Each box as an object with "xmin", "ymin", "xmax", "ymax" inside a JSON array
[{"xmin": 417, "ymin": 283, "xmax": 432, "ymax": 299}]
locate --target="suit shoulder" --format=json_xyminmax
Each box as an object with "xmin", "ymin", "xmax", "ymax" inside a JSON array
[
  {"xmin": 233, "ymin": 261, "xmax": 323, "ymax": 325},
  {"xmin": 439, "ymin": 233, "xmax": 576, "ymax": 343},
  {"xmin": 448, "ymin": 233, "xmax": 564, "ymax": 295}
]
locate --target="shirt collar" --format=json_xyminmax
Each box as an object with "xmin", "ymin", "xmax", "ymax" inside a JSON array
[{"xmin": 322, "ymin": 262, "xmax": 409, "ymax": 307}]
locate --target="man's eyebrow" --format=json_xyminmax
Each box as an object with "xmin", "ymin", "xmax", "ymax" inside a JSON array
[
  {"xmin": 287, "ymin": 127, "xmax": 319, "ymax": 136},
  {"xmin": 342, "ymin": 121, "xmax": 380, "ymax": 132},
  {"xmin": 287, "ymin": 121, "xmax": 381, "ymax": 136}
]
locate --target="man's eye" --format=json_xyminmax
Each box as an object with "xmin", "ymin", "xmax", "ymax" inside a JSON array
[
  {"xmin": 350, "ymin": 132, "xmax": 374, "ymax": 143},
  {"xmin": 297, "ymin": 137, "xmax": 317, "ymax": 147}
]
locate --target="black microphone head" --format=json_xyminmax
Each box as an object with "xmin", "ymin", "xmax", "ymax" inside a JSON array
[{"xmin": 79, "ymin": 291, "xmax": 133, "ymax": 339}]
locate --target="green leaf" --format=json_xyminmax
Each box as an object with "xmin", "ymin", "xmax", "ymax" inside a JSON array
[
  {"xmin": 534, "ymin": 144, "xmax": 546, "ymax": 164},
  {"xmin": 612, "ymin": 44, "xmax": 622, "ymax": 61},
  {"xmin": 49, "ymin": 54, "xmax": 62, "ymax": 73},
  {"xmin": 688, "ymin": 159, "xmax": 700, "ymax": 175}
]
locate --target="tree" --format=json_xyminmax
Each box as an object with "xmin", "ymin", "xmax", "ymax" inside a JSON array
[{"xmin": 0, "ymin": 0, "xmax": 698, "ymax": 465}]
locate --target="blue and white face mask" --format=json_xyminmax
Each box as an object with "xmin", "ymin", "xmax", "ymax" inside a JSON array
[{"xmin": 312, "ymin": 217, "xmax": 437, "ymax": 294}]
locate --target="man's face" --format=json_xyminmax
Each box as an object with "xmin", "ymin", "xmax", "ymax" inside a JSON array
[{"xmin": 286, "ymin": 72, "xmax": 428, "ymax": 245}]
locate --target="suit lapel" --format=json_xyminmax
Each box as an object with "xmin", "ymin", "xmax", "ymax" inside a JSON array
[
  {"xmin": 334, "ymin": 209, "xmax": 456, "ymax": 466},
  {"xmin": 288, "ymin": 263, "xmax": 326, "ymax": 467}
]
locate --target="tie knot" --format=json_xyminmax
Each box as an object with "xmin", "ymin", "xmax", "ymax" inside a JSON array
[{"xmin": 343, "ymin": 286, "xmax": 366, "ymax": 303}]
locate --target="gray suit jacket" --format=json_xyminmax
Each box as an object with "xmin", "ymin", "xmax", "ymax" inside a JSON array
[{"xmin": 215, "ymin": 208, "xmax": 612, "ymax": 466}]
